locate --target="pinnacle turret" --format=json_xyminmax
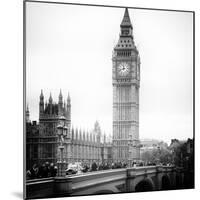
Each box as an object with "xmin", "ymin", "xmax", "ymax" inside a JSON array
[
  {"xmin": 40, "ymin": 89, "xmax": 44, "ymax": 99},
  {"xmin": 119, "ymin": 8, "xmax": 134, "ymax": 39},
  {"xmin": 67, "ymin": 92, "xmax": 71, "ymax": 104},
  {"xmin": 59, "ymin": 89, "xmax": 63, "ymax": 104},
  {"xmin": 120, "ymin": 8, "xmax": 133, "ymax": 28},
  {"xmin": 58, "ymin": 89, "xmax": 63, "ymax": 116},
  {"xmin": 26, "ymin": 104, "xmax": 30, "ymax": 122},
  {"xmin": 49, "ymin": 93, "xmax": 53, "ymax": 104},
  {"xmin": 66, "ymin": 92, "xmax": 71, "ymax": 120},
  {"xmin": 113, "ymin": 8, "xmax": 137, "ymax": 53},
  {"xmin": 39, "ymin": 90, "xmax": 44, "ymax": 115}
]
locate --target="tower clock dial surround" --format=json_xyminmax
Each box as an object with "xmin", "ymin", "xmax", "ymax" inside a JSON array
[{"xmin": 117, "ymin": 62, "xmax": 130, "ymax": 76}]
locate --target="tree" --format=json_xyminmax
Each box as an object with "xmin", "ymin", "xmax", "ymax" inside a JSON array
[{"xmin": 141, "ymin": 147, "xmax": 172, "ymax": 165}]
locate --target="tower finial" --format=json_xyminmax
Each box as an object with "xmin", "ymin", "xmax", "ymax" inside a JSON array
[
  {"xmin": 26, "ymin": 103, "xmax": 30, "ymax": 122},
  {"xmin": 120, "ymin": 8, "xmax": 132, "ymax": 28},
  {"xmin": 59, "ymin": 89, "xmax": 62, "ymax": 97},
  {"xmin": 39, "ymin": 90, "xmax": 44, "ymax": 115},
  {"xmin": 40, "ymin": 89, "xmax": 44, "ymax": 99},
  {"xmin": 67, "ymin": 92, "xmax": 71, "ymax": 103},
  {"xmin": 58, "ymin": 89, "xmax": 63, "ymax": 105},
  {"xmin": 49, "ymin": 92, "xmax": 53, "ymax": 103}
]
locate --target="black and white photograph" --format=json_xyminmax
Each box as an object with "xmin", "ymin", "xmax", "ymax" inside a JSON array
[{"xmin": 24, "ymin": 1, "xmax": 194, "ymax": 199}]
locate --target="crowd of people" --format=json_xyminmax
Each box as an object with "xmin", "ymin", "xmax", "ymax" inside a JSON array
[
  {"xmin": 26, "ymin": 162, "xmax": 57, "ymax": 179},
  {"xmin": 26, "ymin": 160, "xmax": 151, "ymax": 179},
  {"xmin": 82, "ymin": 161, "xmax": 128, "ymax": 172}
]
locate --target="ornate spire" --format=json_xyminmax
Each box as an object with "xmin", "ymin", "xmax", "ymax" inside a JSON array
[
  {"xmin": 49, "ymin": 92, "xmax": 53, "ymax": 104},
  {"xmin": 93, "ymin": 133, "xmax": 96, "ymax": 143},
  {"xmin": 39, "ymin": 90, "xmax": 44, "ymax": 115},
  {"xmin": 67, "ymin": 92, "xmax": 71, "ymax": 104},
  {"xmin": 71, "ymin": 125, "xmax": 74, "ymax": 140},
  {"xmin": 40, "ymin": 89, "xmax": 44, "ymax": 101},
  {"xmin": 119, "ymin": 8, "xmax": 133, "ymax": 40},
  {"xmin": 79, "ymin": 128, "xmax": 82, "ymax": 141},
  {"xmin": 90, "ymin": 132, "xmax": 92, "ymax": 142},
  {"xmin": 86, "ymin": 130, "xmax": 89, "ymax": 141},
  {"xmin": 75, "ymin": 127, "xmax": 78, "ymax": 140},
  {"xmin": 120, "ymin": 8, "xmax": 132, "ymax": 28},
  {"xmin": 26, "ymin": 104, "xmax": 30, "ymax": 122},
  {"xmin": 59, "ymin": 89, "xmax": 63, "ymax": 104},
  {"xmin": 113, "ymin": 8, "xmax": 136, "ymax": 52},
  {"xmin": 59, "ymin": 89, "xmax": 62, "ymax": 96},
  {"xmin": 83, "ymin": 129, "xmax": 86, "ymax": 141},
  {"xmin": 66, "ymin": 92, "xmax": 71, "ymax": 120}
]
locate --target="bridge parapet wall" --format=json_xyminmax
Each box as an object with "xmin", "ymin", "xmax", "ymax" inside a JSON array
[
  {"xmin": 70, "ymin": 169, "xmax": 127, "ymax": 195},
  {"xmin": 127, "ymin": 166, "xmax": 157, "ymax": 178},
  {"xmin": 26, "ymin": 166, "xmax": 181, "ymax": 199},
  {"xmin": 126, "ymin": 166, "xmax": 157, "ymax": 192},
  {"xmin": 126, "ymin": 166, "xmax": 176, "ymax": 192}
]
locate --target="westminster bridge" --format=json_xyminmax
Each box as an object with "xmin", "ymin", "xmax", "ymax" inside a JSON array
[{"xmin": 26, "ymin": 166, "xmax": 191, "ymax": 199}]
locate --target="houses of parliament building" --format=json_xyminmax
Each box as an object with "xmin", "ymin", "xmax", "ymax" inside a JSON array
[{"xmin": 26, "ymin": 90, "xmax": 112, "ymax": 169}]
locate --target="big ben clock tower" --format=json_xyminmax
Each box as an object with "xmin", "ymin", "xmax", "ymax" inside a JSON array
[{"xmin": 112, "ymin": 8, "xmax": 140, "ymax": 165}]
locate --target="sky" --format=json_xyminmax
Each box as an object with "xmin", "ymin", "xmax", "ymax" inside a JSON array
[{"xmin": 26, "ymin": 2, "xmax": 193, "ymax": 144}]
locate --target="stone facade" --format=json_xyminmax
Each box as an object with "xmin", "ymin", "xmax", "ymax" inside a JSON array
[
  {"xmin": 26, "ymin": 91, "xmax": 112, "ymax": 169},
  {"xmin": 26, "ymin": 120, "xmax": 39, "ymax": 169},
  {"xmin": 112, "ymin": 8, "xmax": 140, "ymax": 163},
  {"xmin": 37, "ymin": 90, "xmax": 71, "ymax": 166},
  {"xmin": 70, "ymin": 122, "xmax": 112, "ymax": 165}
]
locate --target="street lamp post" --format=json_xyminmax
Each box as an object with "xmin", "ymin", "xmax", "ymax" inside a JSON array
[
  {"xmin": 171, "ymin": 149, "xmax": 175, "ymax": 166},
  {"xmin": 57, "ymin": 116, "xmax": 68, "ymax": 177},
  {"xmin": 128, "ymin": 138, "xmax": 132, "ymax": 167},
  {"xmin": 157, "ymin": 146, "xmax": 161, "ymax": 165}
]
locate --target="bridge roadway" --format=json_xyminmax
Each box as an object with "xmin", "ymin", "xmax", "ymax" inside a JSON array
[{"xmin": 26, "ymin": 166, "xmax": 185, "ymax": 199}]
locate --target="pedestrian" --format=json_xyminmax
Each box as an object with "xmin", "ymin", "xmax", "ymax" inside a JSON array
[
  {"xmin": 26, "ymin": 170, "xmax": 31, "ymax": 180},
  {"xmin": 98, "ymin": 163, "xmax": 103, "ymax": 170},
  {"xmin": 91, "ymin": 161, "xmax": 97, "ymax": 171},
  {"xmin": 49, "ymin": 163, "xmax": 57, "ymax": 177},
  {"xmin": 42, "ymin": 163, "xmax": 48, "ymax": 178},
  {"xmin": 37, "ymin": 164, "xmax": 45, "ymax": 178},
  {"xmin": 111, "ymin": 162, "xmax": 115, "ymax": 169},
  {"xmin": 30, "ymin": 164, "xmax": 38, "ymax": 179}
]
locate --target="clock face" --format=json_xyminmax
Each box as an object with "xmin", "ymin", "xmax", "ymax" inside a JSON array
[{"xmin": 118, "ymin": 62, "xmax": 130, "ymax": 76}]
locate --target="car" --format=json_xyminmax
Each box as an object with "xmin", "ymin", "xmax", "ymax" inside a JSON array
[
  {"xmin": 65, "ymin": 163, "xmax": 83, "ymax": 175},
  {"xmin": 65, "ymin": 168, "xmax": 77, "ymax": 175}
]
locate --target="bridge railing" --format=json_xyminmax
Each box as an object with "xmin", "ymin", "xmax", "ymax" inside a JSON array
[
  {"xmin": 25, "ymin": 166, "xmax": 179, "ymax": 199},
  {"xmin": 69, "ymin": 169, "xmax": 127, "ymax": 193}
]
